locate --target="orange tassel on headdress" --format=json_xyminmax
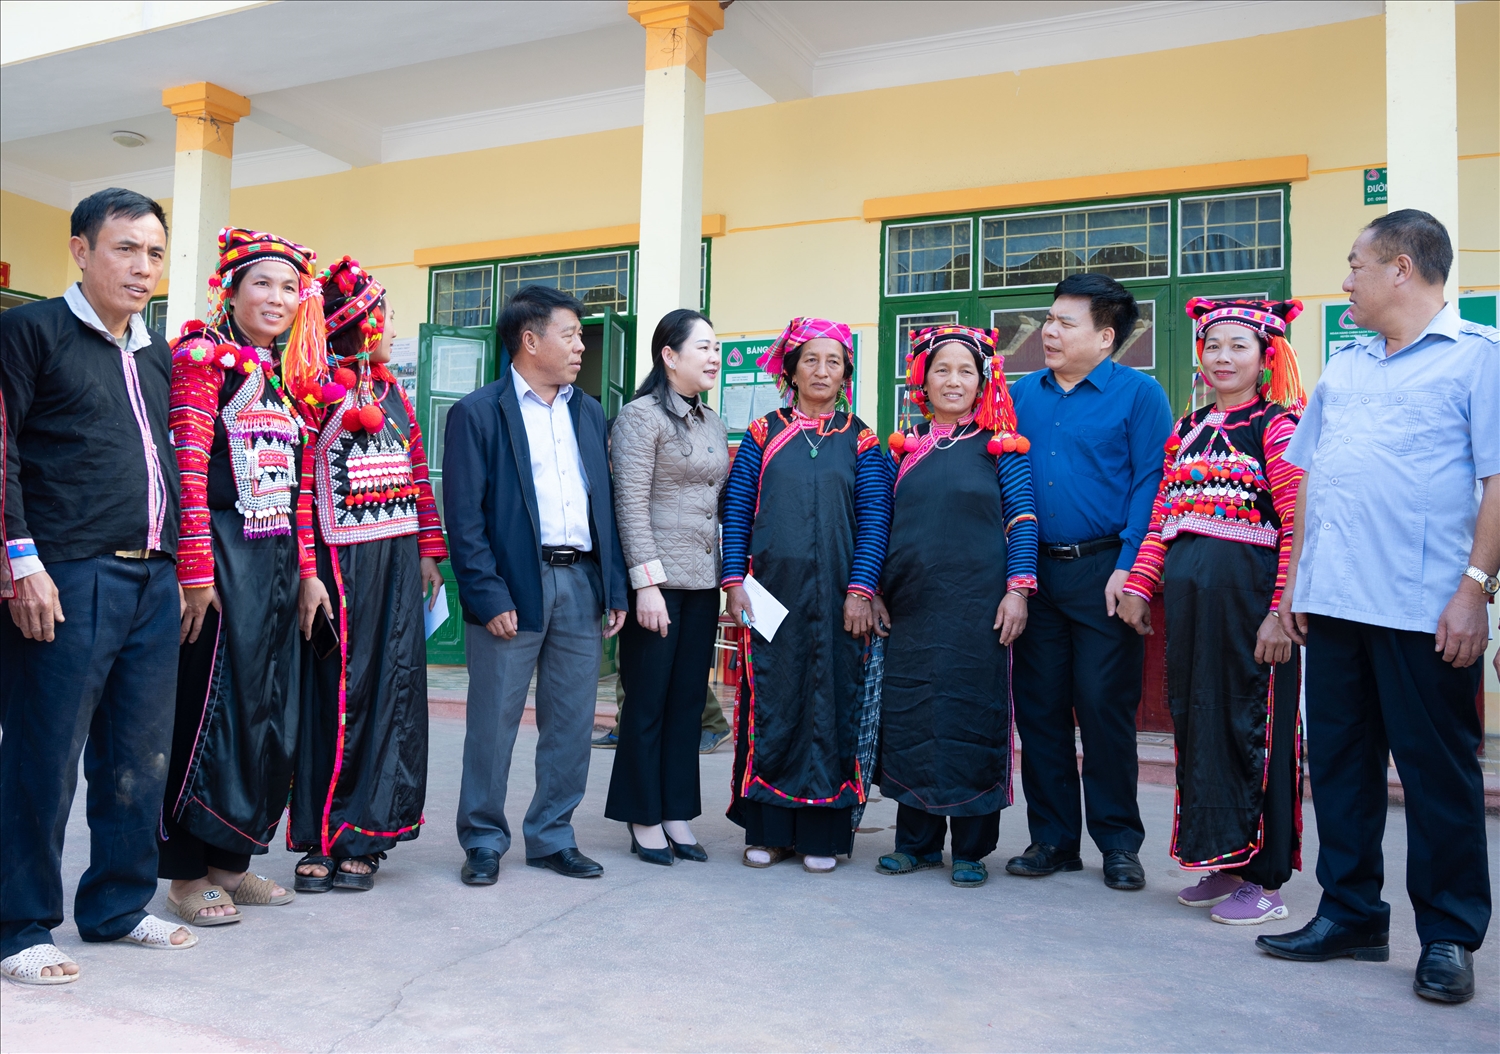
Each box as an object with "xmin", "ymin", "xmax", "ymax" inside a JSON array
[
  {"xmin": 282, "ymin": 275, "xmax": 329, "ymax": 406},
  {"xmin": 1263, "ymin": 334, "xmax": 1306, "ymax": 413}
]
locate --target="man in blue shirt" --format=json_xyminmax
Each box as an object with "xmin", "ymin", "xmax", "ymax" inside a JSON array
[
  {"xmin": 1259, "ymin": 211, "xmax": 1498, "ymax": 1005},
  {"xmin": 1007, "ymin": 274, "xmax": 1173, "ymax": 890}
]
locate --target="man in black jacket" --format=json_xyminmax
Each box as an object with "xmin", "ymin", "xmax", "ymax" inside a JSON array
[
  {"xmin": 1, "ymin": 188, "xmax": 194, "ymax": 984},
  {"xmin": 444, "ymin": 284, "xmax": 628, "ymax": 884}
]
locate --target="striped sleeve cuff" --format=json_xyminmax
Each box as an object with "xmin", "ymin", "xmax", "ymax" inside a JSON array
[
  {"xmin": 628, "ymin": 559, "xmax": 668, "ymax": 591},
  {"xmin": 1006, "ymin": 575, "xmax": 1037, "ymax": 595},
  {"xmin": 846, "ymin": 584, "xmax": 875, "ymax": 601}
]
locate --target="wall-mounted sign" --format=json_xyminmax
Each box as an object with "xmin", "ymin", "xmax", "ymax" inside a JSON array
[
  {"xmin": 1364, "ymin": 167, "xmax": 1387, "ymax": 206},
  {"xmin": 0, "ymin": 261, "xmax": 10, "ymax": 289},
  {"xmin": 387, "ymin": 336, "xmax": 418, "ymax": 396},
  {"xmin": 1459, "ymin": 292, "xmax": 1497, "ymax": 328},
  {"xmin": 1323, "ymin": 302, "xmax": 1378, "ymax": 361}
]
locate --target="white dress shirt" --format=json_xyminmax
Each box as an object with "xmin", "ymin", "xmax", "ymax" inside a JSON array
[{"xmin": 511, "ymin": 366, "xmax": 592, "ymax": 550}]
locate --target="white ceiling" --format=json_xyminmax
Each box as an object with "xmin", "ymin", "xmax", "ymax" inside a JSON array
[{"xmin": 0, "ymin": 0, "xmax": 1383, "ymax": 208}]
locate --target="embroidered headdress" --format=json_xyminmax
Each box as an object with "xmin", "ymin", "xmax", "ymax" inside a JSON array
[
  {"xmin": 756, "ymin": 317, "xmax": 855, "ymax": 409},
  {"xmin": 1185, "ymin": 297, "xmax": 1306, "ymax": 412},
  {"xmin": 889, "ymin": 325, "xmax": 1030, "ymax": 457},
  {"xmin": 203, "ymin": 227, "xmax": 330, "ymax": 407},
  {"xmin": 319, "ymin": 256, "xmax": 391, "ymax": 435}
]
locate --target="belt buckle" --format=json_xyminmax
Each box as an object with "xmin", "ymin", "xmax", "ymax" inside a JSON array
[
  {"xmin": 1048, "ymin": 543, "xmax": 1081, "ymax": 561},
  {"xmin": 114, "ymin": 549, "xmax": 151, "ymax": 560}
]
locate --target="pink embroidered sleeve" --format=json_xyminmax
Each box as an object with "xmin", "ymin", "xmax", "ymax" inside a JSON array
[
  {"xmin": 1122, "ymin": 438, "xmax": 1177, "ymax": 603},
  {"xmin": 398, "ymin": 385, "xmax": 448, "ymax": 561},
  {"xmin": 1262, "ymin": 411, "xmax": 1302, "ymax": 610},
  {"xmin": 294, "ymin": 425, "xmax": 319, "ymax": 579},
  {"xmin": 169, "ymin": 350, "xmax": 223, "ymax": 587}
]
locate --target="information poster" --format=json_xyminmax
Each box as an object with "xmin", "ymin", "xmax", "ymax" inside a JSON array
[
  {"xmin": 387, "ymin": 336, "xmax": 419, "ymax": 396},
  {"xmin": 1363, "ymin": 167, "xmax": 1387, "ymax": 206},
  {"xmin": 1323, "ymin": 302, "xmax": 1378, "ymax": 361}
]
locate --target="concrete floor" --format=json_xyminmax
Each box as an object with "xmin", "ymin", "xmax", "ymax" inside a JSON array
[{"xmin": 2, "ymin": 715, "xmax": 1495, "ymax": 1053}]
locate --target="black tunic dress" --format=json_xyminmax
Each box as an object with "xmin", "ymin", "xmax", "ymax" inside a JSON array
[
  {"xmin": 722, "ymin": 409, "xmax": 891, "ymax": 853},
  {"xmin": 878, "ymin": 425, "xmax": 1017, "ymax": 817},
  {"xmin": 289, "ymin": 379, "xmax": 444, "ymax": 859}
]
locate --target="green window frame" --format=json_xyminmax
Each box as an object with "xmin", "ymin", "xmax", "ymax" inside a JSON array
[{"xmin": 876, "ymin": 186, "xmax": 1292, "ymax": 436}]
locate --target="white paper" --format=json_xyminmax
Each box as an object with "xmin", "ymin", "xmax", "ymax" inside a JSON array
[
  {"xmin": 425, "ymin": 582, "xmax": 449, "ymax": 639},
  {"xmin": 741, "ymin": 574, "xmax": 789, "ymax": 642}
]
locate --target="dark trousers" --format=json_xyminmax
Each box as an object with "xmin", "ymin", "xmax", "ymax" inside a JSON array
[
  {"xmin": 0, "ymin": 556, "xmax": 178, "ymax": 957},
  {"xmin": 741, "ymin": 801, "xmax": 854, "ymax": 857},
  {"xmin": 894, "ymin": 803, "xmax": 1001, "ymax": 862},
  {"xmin": 1305, "ymin": 615, "xmax": 1489, "ymax": 949},
  {"xmin": 605, "ymin": 587, "xmax": 718, "ymax": 825},
  {"xmin": 1012, "ymin": 547, "xmax": 1145, "ymax": 853},
  {"xmin": 156, "ymin": 812, "xmax": 251, "ymax": 880}
]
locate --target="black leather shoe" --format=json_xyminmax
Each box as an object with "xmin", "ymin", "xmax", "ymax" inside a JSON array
[
  {"xmin": 1102, "ymin": 849, "xmax": 1145, "ymax": 890},
  {"xmin": 1414, "ymin": 941, "xmax": 1475, "ymax": 1003},
  {"xmin": 1005, "ymin": 842, "xmax": 1083, "ymax": 877},
  {"xmin": 630, "ymin": 831, "xmax": 674, "ymax": 867},
  {"xmin": 527, "ymin": 847, "xmax": 604, "ymax": 879},
  {"xmin": 1255, "ymin": 914, "xmax": 1390, "ymax": 962},
  {"xmin": 667, "ymin": 835, "xmax": 708, "ymax": 862},
  {"xmin": 460, "ymin": 847, "xmax": 500, "ymax": 886}
]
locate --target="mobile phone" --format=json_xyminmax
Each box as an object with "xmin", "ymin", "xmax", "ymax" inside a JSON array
[{"xmin": 311, "ymin": 608, "xmax": 340, "ymax": 660}]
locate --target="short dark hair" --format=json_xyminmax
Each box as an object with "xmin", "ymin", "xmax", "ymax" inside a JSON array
[
  {"xmin": 498, "ymin": 284, "xmax": 586, "ymax": 356},
  {"xmin": 1053, "ymin": 273, "xmax": 1139, "ymax": 353},
  {"xmin": 70, "ymin": 187, "xmax": 168, "ymax": 248},
  {"xmin": 1363, "ymin": 209, "xmax": 1452, "ymax": 285}
]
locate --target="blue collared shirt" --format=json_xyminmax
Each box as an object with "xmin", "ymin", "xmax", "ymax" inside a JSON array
[
  {"xmin": 1012, "ymin": 356, "xmax": 1174, "ymax": 571},
  {"xmin": 1285, "ymin": 304, "xmax": 1500, "ymax": 633}
]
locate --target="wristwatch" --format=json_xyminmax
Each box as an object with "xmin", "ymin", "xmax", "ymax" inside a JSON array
[{"xmin": 1463, "ymin": 565, "xmax": 1500, "ymax": 596}]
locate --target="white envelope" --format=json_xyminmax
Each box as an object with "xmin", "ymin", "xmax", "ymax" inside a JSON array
[
  {"xmin": 425, "ymin": 582, "xmax": 450, "ymax": 639},
  {"xmin": 741, "ymin": 574, "xmax": 789, "ymax": 642}
]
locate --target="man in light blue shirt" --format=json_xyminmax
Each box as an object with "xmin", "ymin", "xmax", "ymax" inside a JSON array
[{"xmin": 1258, "ymin": 210, "xmax": 1499, "ymax": 1005}]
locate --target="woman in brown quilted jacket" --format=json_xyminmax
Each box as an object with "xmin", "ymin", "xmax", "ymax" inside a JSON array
[{"xmin": 604, "ymin": 309, "xmax": 728, "ymax": 865}]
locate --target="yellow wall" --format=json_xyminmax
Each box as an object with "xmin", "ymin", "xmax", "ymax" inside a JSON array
[{"xmin": 0, "ymin": 190, "xmax": 72, "ymax": 297}]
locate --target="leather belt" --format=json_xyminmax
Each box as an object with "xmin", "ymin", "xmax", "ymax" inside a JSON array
[
  {"xmin": 1044, "ymin": 536, "xmax": 1122, "ymax": 561},
  {"xmin": 541, "ymin": 546, "xmax": 587, "ymax": 567},
  {"xmin": 113, "ymin": 549, "xmax": 166, "ymax": 560}
]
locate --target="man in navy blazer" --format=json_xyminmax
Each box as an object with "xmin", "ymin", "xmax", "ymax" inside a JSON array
[{"xmin": 443, "ymin": 284, "xmax": 627, "ymax": 884}]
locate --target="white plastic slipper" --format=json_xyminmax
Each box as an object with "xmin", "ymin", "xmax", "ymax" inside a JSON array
[
  {"xmin": 1, "ymin": 943, "xmax": 80, "ymax": 985},
  {"xmin": 116, "ymin": 914, "xmax": 197, "ymax": 950}
]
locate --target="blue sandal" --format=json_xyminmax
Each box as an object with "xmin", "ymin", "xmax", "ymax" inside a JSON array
[
  {"xmin": 876, "ymin": 851, "xmax": 944, "ymax": 875},
  {"xmin": 951, "ymin": 859, "xmax": 988, "ymax": 887}
]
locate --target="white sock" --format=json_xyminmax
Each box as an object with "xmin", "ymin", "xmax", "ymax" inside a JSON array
[
  {"xmin": 804, "ymin": 854, "xmax": 837, "ymax": 871},
  {"xmin": 746, "ymin": 847, "xmax": 772, "ymax": 864},
  {"xmin": 632, "ymin": 823, "xmax": 668, "ymax": 850},
  {"xmin": 662, "ymin": 820, "xmax": 696, "ymax": 845}
]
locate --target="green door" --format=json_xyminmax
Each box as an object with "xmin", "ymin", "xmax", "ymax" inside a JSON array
[
  {"xmin": 601, "ymin": 308, "xmax": 630, "ymax": 420},
  {"xmin": 417, "ymin": 323, "xmax": 499, "ymax": 665}
]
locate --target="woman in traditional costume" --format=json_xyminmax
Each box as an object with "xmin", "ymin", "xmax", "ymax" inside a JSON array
[
  {"xmin": 872, "ymin": 326, "xmax": 1038, "ymax": 888},
  {"xmin": 289, "ymin": 258, "xmax": 446, "ymax": 892},
  {"xmin": 1117, "ymin": 298, "xmax": 1306, "ymax": 925},
  {"xmin": 161, "ymin": 227, "xmax": 330, "ymax": 925},
  {"xmin": 720, "ymin": 317, "xmax": 892, "ymax": 874}
]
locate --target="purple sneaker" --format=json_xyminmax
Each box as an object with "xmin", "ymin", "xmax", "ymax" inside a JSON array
[
  {"xmin": 1177, "ymin": 870, "xmax": 1243, "ymax": 907},
  {"xmin": 1210, "ymin": 883, "xmax": 1289, "ymax": 925}
]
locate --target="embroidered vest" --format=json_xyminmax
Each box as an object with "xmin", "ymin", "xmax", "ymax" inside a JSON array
[
  {"xmin": 314, "ymin": 385, "xmax": 420, "ymax": 545},
  {"xmin": 220, "ymin": 368, "xmax": 299, "ymax": 538},
  {"xmin": 1159, "ymin": 405, "xmax": 1282, "ymax": 549}
]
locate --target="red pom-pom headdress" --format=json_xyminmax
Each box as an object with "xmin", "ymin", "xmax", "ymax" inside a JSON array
[
  {"xmin": 1185, "ymin": 297, "xmax": 1306, "ymax": 412},
  {"xmin": 905, "ymin": 325, "xmax": 1030, "ymax": 455},
  {"xmin": 204, "ymin": 227, "xmax": 328, "ymax": 406},
  {"xmin": 318, "ymin": 256, "xmax": 390, "ymax": 435}
]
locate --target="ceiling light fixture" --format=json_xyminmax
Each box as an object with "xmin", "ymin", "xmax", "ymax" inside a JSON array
[{"xmin": 111, "ymin": 130, "xmax": 147, "ymax": 148}]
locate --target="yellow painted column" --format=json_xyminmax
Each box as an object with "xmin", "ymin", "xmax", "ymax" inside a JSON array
[
  {"xmin": 1385, "ymin": 1, "xmax": 1459, "ymax": 303},
  {"xmin": 161, "ymin": 82, "xmax": 250, "ymax": 333},
  {"xmin": 628, "ymin": 0, "xmax": 724, "ymax": 383}
]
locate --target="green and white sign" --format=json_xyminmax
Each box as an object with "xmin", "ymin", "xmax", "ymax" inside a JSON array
[
  {"xmin": 1323, "ymin": 302, "xmax": 1378, "ymax": 361},
  {"xmin": 717, "ymin": 338, "xmax": 782, "ymax": 437},
  {"xmin": 1363, "ymin": 167, "xmax": 1387, "ymax": 206}
]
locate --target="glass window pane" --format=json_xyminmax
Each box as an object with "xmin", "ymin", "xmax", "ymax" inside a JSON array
[
  {"xmin": 893, "ymin": 311, "xmax": 960, "ymax": 429},
  {"xmin": 500, "ymin": 251, "xmax": 630, "ymax": 315},
  {"xmin": 432, "ymin": 266, "xmax": 494, "ymax": 328},
  {"xmin": 145, "ymin": 299, "xmax": 169, "ymax": 335},
  {"xmin": 886, "ymin": 221, "xmax": 972, "ymax": 295},
  {"xmin": 1180, "ymin": 192, "xmax": 1283, "ymax": 274},
  {"xmin": 430, "ymin": 337, "xmax": 485, "ymax": 394},
  {"xmin": 980, "ymin": 202, "xmax": 1169, "ymax": 288}
]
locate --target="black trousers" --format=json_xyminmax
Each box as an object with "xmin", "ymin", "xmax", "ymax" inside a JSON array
[
  {"xmin": 1012, "ymin": 546, "xmax": 1145, "ymax": 853},
  {"xmin": 157, "ymin": 813, "xmax": 251, "ymax": 880},
  {"xmin": 0, "ymin": 556, "xmax": 178, "ymax": 958},
  {"xmin": 894, "ymin": 803, "xmax": 1001, "ymax": 862},
  {"xmin": 605, "ymin": 587, "xmax": 719, "ymax": 825},
  {"xmin": 1305, "ymin": 615, "xmax": 1489, "ymax": 949},
  {"xmin": 740, "ymin": 800, "xmax": 854, "ymax": 857}
]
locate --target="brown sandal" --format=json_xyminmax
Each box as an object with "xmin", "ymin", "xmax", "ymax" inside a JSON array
[
  {"xmin": 231, "ymin": 872, "xmax": 295, "ymax": 906},
  {"xmin": 742, "ymin": 846, "xmax": 796, "ymax": 869},
  {"xmin": 165, "ymin": 886, "xmax": 241, "ymax": 926}
]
